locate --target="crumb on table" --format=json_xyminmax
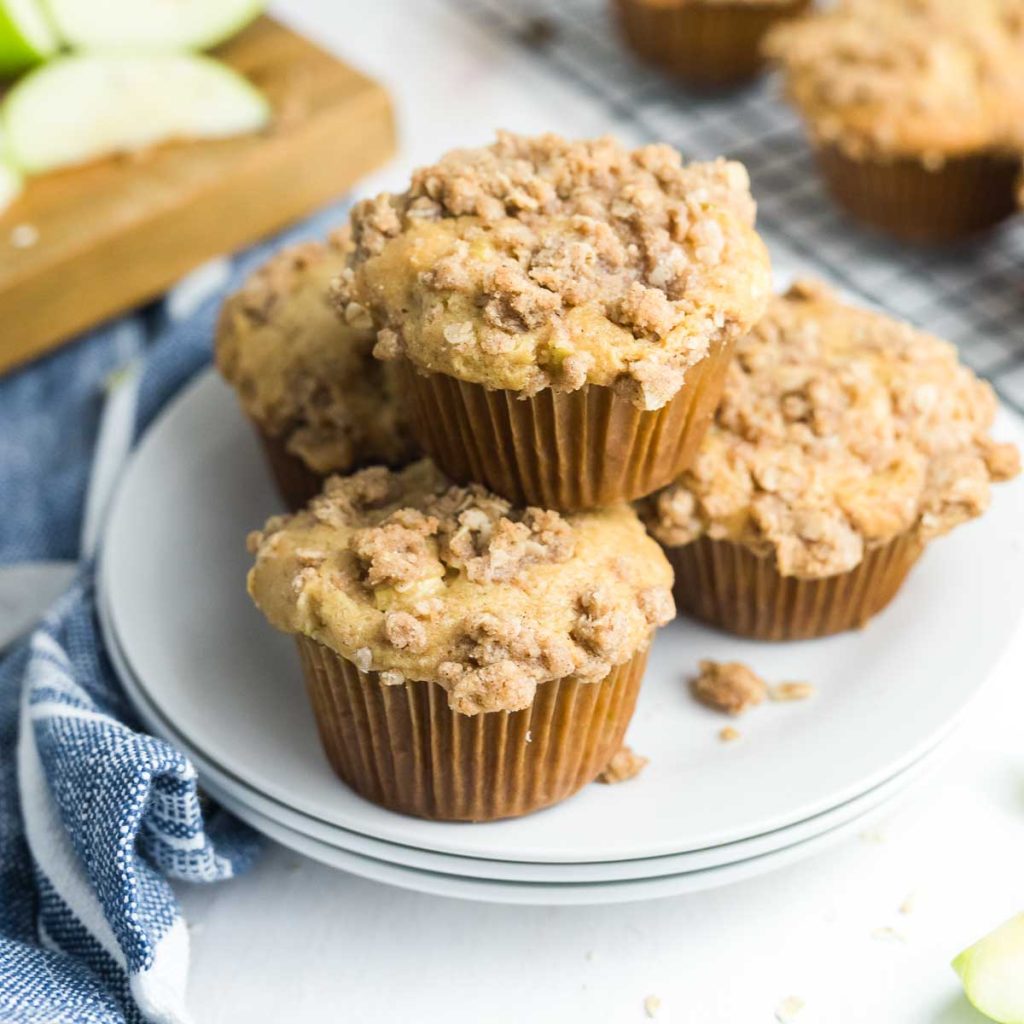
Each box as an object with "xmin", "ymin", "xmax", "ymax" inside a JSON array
[
  {"xmin": 719, "ymin": 726, "xmax": 741, "ymax": 743},
  {"xmin": 644, "ymin": 994, "xmax": 661, "ymax": 1018}
]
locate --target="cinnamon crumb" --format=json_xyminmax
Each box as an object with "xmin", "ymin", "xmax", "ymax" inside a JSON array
[
  {"xmin": 719, "ymin": 726, "xmax": 741, "ymax": 743},
  {"xmin": 692, "ymin": 659, "xmax": 767, "ymax": 715},
  {"xmin": 597, "ymin": 746, "xmax": 648, "ymax": 784}
]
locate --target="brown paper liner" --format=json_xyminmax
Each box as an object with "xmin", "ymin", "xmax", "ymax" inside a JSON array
[
  {"xmin": 666, "ymin": 532, "xmax": 924, "ymax": 640},
  {"xmin": 614, "ymin": 0, "xmax": 812, "ymax": 89},
  {"xmin": 295, "ymin": 638, "xmax": 649, "ymax": 822},
  {"xmin": 252, "ymin": 423, "xmax": 326, "ymax": 511},
  {"xmin": 399, "ymin": 337, "xmax": 734, "ymax": 511},
  {"xmin": 816, "ymin": 145, "xmax": 1020, "ymax": 244}
]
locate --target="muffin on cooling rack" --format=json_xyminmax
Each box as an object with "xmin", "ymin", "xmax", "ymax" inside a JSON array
[
  {"xmin": 247, "ymin": 460, "xmax": 675, "ymax": 821},
  {"xmin": 614, "ymin": 0, "xmax": 812, "ymax": 90},
  {"xmin": 643, "ymin": 280, "xmax": 1020, "ymax": 640},
  {"xmin": 764, "ymin": 0, "xmax": 1024, "ymax": 243},
  {"xmin": 216, "ymin": 229, "xmax": 417, "ymax": 509},
  {"xmin": 334, "ymin": 131, "xmax": 771, "ymax": 511}
]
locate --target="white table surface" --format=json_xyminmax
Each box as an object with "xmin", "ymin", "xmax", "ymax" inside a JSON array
[{"xmin": 176, "ymin": 3, "xmax": 1024, "ymax": 1020}]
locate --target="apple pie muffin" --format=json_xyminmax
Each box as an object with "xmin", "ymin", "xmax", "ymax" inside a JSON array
[
  {"xmin": 247, "ymin": 460, "xmax": 675, "ymax": 820},
  {"xmin": 644, "ymin": 280, "xmax": 1020, "ymax": 639}
]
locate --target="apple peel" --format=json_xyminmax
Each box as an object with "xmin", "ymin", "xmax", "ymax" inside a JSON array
[{"xmin": 953, "ymin": 913, "xmax": 1024, "ymax": 1024}]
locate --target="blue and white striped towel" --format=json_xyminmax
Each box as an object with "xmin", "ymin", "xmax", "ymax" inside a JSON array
[{"xmin": 0, "ymin": 202, "xmax": 351, "ymax": 1023}]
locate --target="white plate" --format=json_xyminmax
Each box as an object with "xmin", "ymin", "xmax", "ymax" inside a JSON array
[
  {"xmin": 208, "ymin": 785, "xmax": 918, "ymax": 906},
  {"xmin": 100, "ymin": 370, "xmax": 1024, "ymax": 863},
  {"xmin": 101, "ymin": 601, "xmax": 943, "ymax": 882}
]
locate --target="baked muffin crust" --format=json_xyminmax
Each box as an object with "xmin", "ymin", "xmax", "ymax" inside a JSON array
[
  {"xmin": 247, "ymin": 461, "xmax": 675, "ymax": 714},
  {"xmin": 764, "ymin": 0, "xmax": 1024, "ymax": 162},
  {"xmin": 216, "ymin": 229, "xmax": 415, "ymax": 475},
  {"xmin": 336, "ymin": 132, "xmax": 771, "ymax": 411},
  {"xmin": 646, "ymin": 280, "xmax": 1020, "ymax": 578}
]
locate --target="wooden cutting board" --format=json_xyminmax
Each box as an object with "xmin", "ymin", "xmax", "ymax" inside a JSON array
[{"xmin": 0, "ymin": 16, "xmax": 395, "ymax": 373}]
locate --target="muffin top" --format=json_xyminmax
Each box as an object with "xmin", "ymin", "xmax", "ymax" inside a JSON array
[
  {"xmin": 764, "ymin": 0, "xmax": 1024, "ymax": 161},
  {"xmin": 336, "ymin": 132, "xmax": 771, "ymax": 411},
  {"xmin": 247, "ymin": 460, "xmax": 675, "ymax": 715},
  {"xmin": 646, "ymin": 280, "xmax": 1020, "ymax": 578},
  {"xmin": 215, "ymin": 228, "xmax": 416, "ymax": 475}
]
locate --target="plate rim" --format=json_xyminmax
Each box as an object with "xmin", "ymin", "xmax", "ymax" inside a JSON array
[
  {"xmin": 101, "ymin": 591, "xmax": 942, "ymax": 882},
  {"xmin": 99, "ymin": 369, "xmax": 1024, "ymax": 863}
]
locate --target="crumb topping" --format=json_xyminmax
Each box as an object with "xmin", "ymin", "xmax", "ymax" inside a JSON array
[
  {"xmin": 692, "ymin": 659, "xmax": 767, "ymax": 715},
  {"xmin": 215, "ymin": 227, "xmax": 416, "ymax": 474},
  {"xmin": 247, "ymin": 460, "xmax": 674, "ymax": 714},
  {"xmin": 336, "ymin": 132, "xmax": 770, "ymax": 410},
  {"xmin": 646, "ymin": 280, "xmax": 1020, "ymax": 578},
  {"xmin": 764, "ymin": 0, "xmax": 1024, "ymax": 162},
  {"xmin": 597, "ymin": 745, "xmax": 649, "ymax": 784}
]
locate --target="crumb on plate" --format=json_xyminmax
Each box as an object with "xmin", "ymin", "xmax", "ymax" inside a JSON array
[
  {"xmin": 597, "ymin": 745, "xmax": 649, "ymax": 784},
  {"xmin": 769, "ymin": 681, "xmax": 815, "ymax": 702},
  {"xmin": 692, "ymin": 659, "xmax": 766, "ymax": 715}
]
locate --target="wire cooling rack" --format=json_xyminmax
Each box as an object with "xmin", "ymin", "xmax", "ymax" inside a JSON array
[{"xmin": 446, "ymin": 0, "xmax": 1024, "ymax": 414}]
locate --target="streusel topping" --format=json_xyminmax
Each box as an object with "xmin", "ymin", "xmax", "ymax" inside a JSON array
[
  {"xmin": 764, "ymin": 0, "xmax": 1024, "ymax": 162},
  {"xmin": 336, "ymin": 132, "xmax": 770, "ymax": 410},
  {"xmin": 646, "ymin": 280, "xmax": 1020, "ymax": 578},
  {"xmin": 247, "ymin": 460, "xmax": 674, "ymax": 714},
  {"xmin": 215, "ymin": 228, "xmax": 416, "ymax": 474}
]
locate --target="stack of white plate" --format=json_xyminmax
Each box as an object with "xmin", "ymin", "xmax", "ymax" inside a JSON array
[{"xmin": 98, "ymin": 371, "xmax": 1024, "ymax": 906}]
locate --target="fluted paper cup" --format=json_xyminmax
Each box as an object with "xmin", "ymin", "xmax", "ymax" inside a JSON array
[
  {"xmin": 295, "ymin": 638, "xmax": 649, "ymax": 822},
  {"xmin": 252, "ymin": 423, "xmax": 325, "ymax": 511},
  {"xmin": 816, "ymin": 145, "xmax": 1020, "ymax": 244},
  {"xmin": 399, "ymin": 337, "xmax": 734, "ymax": 511},
  {"xmin": 666, "ymin": 532, "xmax": 924, "ymax": 640},
  {"xmin": 615, "ymin": 0, "xmax": 812, "ymax": 89}
]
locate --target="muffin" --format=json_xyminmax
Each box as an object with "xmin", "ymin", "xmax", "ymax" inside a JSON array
[
  {"xmin": 216, "ymin": 229, "xmax": 417, "ymax": 509},
  {"xmin": 764, "ymin": 0, "xmax": 1024, "ymax": 243},
  {"xmin": 335, "ymin": 132, "xmax": 771, "ymax": 511},
  {"xmin": 644, "ymin": 280, "xmax": 1020, "ymax": 640},
  {"xmin": 614, "ymin": 0, "xmax": 813, "ymax": 90},
  {"xmin": 247, "ymin": 460, "xmax": 675, "ymax": 821}
]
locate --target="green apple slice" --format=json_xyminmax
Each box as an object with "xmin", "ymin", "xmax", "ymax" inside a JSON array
[
  {"xmin": 44, "ymin": 0, "xmax": 264, "ymax": 52},
  {"xmin": 953, "ymin": 913, "xmax": 1024, "ymax": 1023},
  {"xmin": 0, "ymin": 125, "xmax": 23, "ymax": 215},
  {"xmin": 0, "ymin": 0, "xmax": 58, "ymax": 77},
  {"xmin": 0, "ymin": 158, "xmax": 22, "ymax": 215},
  {"xmin": 2, "ymin": 53, "xmax": 270, "ymax": 174}
]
